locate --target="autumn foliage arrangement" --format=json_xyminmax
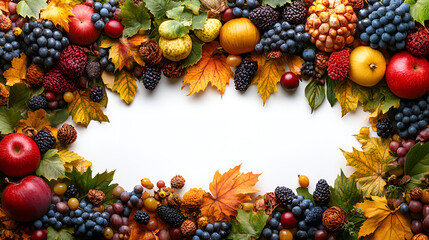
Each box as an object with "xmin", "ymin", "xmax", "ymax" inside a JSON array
[{"xmin": 0, "ymin": 0, "xmax": 429, "ymax": 239}]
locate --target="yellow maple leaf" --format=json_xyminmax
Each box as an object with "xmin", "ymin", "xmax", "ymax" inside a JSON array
[
  {"xmin": 16, "ymin": 109, "xmax": 55, "ymax": 133},
  {"xmin": 67, "ymin": 90, "xmax": 109, "ymax": 127},
  {"xmin": 357, "ymin": 196, "xmax": 413, "ymax": 240},
  {"xmin": 334, "ymin": 79, "xmax": 371, "ymax": 117},
  {"xmin": 56, "ymin": 148, "xmax": 92, "ymax": 172},
  {"xmin": 102, "ymin": 71, "xmax": 115, "ymax": 90},
  {"xmin": 342, "ymin": 134, "xmax": 396, "ymax": 196},
  {"xmin": 251, "ymin": 52, "xmax": 287, "ymax": 105},
  {"xmin": 40, "ymin": 0, "xmax": 78, "ymax": 32},
  {"xmin": 3, "ymin": 53, "xmax": 27, "ymax": 86},
  {"xmin": 182, "ymin": 41, "xmax": 233, "ymax": 96},
  {"xmin": 284, "ymin": 53, "xmax": 305, "ymax": 76},
  {"xmin": 200, "ymin": 164, "xmax": 261, "ymax": 222},
  {"xmin": 113, "ymin": 70, "xmax": 137, "ymax": 105},
  {"xmin": 100, "ymin": 35, "xmax": 148, "ymax": 71}
]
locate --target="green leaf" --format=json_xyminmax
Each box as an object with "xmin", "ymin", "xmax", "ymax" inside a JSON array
[
  {"xmin": 65, "ymin": 168, "xmax": 118, "ymax": 207},
  {"xmin": 192, "ymin": 12, "xmax": 208, "ymax": 30},
  {"xmin": 8, "ymin": 83, "xmax": 31, "ymax": 110},
  {"xmin": 404, "ymin": 142, "xmax": 429, "ymax": 183},
  {"xmin": 120, "ymin": 0, "xmax": 151, "ymax": 37},
  {"xmin": 47, "ymin": 227, "xmax": 74, "ymax": 240},
  {"xmin": 46, "ymin": 108, "xmax": 70, "ymax": 127},
  {"xmin": 182, "ymin": 0, "xmax": 200, "ymax": 14},
  {"xmin": 181, "ymin": 35, "xmax": 204, "ymax": 67},
  {"xmin": 263, "ymin": 0, "xmax": 289, "ymax": 7},
  {"xmin": 166, "ymin": 6, "xmax": 184, "ymax": 19},
  {"xmin": 405, "ymin": 0, "xmax": 429, "ymax": 25},
  {"xmin": 326, "ymin": 76, "xmax": 337, "ymax": 107},
  {"xmin": 305, "ymin": 79, "xmax": 325, "ymax": 113},
  {"xmin": 143, "ymin": 0, "xmax": 181, "ymax": 18},
  {"xmin": 229, "ymin": 209, "xmax": 269, "ymax": 240},
  {"xmin": 36, "ymin": 149, "xmax": 66, "ymax": 181},
  {"xmin": 363, "ymin": 81, "xmax": 400, "ymax": 114},
  {"xmin": 163, "ymin": 20, "xmax": 188, "ymax": 38},
  {"xmin": 180, "ymin": 9, "xmax": 193, "ymax": 27},
  {"xmin": 329, "ymin": 170, "xmax": 363, "ymax": 212},
  {"xmin": 0, "ymin": 107, "xmax": 21, "ymax": 134},
  {"xmin": 16, "ymin": 0, "xmax": 47, "ymax": 19},
  {"xmin": 296, "ymin": 187, "xmax": 314, "ymax": 203}
]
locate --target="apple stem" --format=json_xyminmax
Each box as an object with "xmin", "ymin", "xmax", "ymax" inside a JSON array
[
  {"xmin": 5, "ymin": 177, "xmax": 10, "ymax": 184},
  {"xmin": 369, "ymin": 63, "xmax": 377, "ymax": 70}
]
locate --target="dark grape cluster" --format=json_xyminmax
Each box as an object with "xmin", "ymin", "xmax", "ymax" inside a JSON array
[
  {"xmin": 392, "ymin": 96, "xmax": 429, "ymax": 139},
  {"xmin": 254, "ymin": 21, "xmax": 310, "ymax": 55},
  {"xmin": 0, "ymin": 30, "xmax": 21, "ymax": 74},
  {"xmin": 301, "ymin": 49, "xmax": 316, "ymax": 77},
  {"xmin": 227, "ymin": 0, "xmax": 260, "ymax": 18},
  {"xmin": 98, "ymin": 48, "xmax": 115, "ymax": 73},
  {"xmin": 91, "ymin": 0, "xmax": 119, "ymax": 30},
  {"xmin": 287, "ymin": 196, "xmax": 326, "ymax": 239},
  {"xmin": 21, "ymin": 20, "xmax": 69, "ymax": 68},
  {"xmin": 357, "ymin": 0, "xmax": 414, "ymax": 51},
  {"xmin": 191, "ymin": 221, "xmax": 232, "ymax": 240},
  {"xmin": 33, "ymin": 198, "xmax": 110, "ymax": 239}
]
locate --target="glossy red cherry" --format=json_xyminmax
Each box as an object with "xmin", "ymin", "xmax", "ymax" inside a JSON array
[
  {"xmin": 222, "ymin": 8, "xmax": 234, "ymax": 22},
  {"xmin": 280, "ymin": 72, "xmax": 299, "ymax": 90},
  {"xmin": 104, "ymin": 20, "xmax": 123, "ymax": 38},
  {"xmin": 280, "ymin": 212, "xmax": 297, "ymax": 229},
  {"xmin": 32, "ymin": 230, "xmax": 47, "ymax": 240}
]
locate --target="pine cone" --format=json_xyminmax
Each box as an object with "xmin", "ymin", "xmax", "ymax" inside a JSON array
[
  {"xmin": 57, "ymin": 124, "xmax": 77, "ymax": 145},
  {"xmin": 322, "ymin": 206, "xmax": 347, "ymax": 231},
  {"xmin": 22, "ymin": 126, "xmax": 38, "ymax": 139},
  {"xmin": 26, "ymin": 64, "xmax": 44, "ymax": 87},
  {"xmin": 0, "ymin": 14, "xmax": 12, "ymax": 31},
  {"xmin": 139, "ymin": 40, "xmax": 163, "ymax": 66},
  {"xmin": 0, "ymin": 83, "xmax": 9, "ymax": 106},
  {"xmin": 171, "ymin": 175, "xmax": 186, "ymax": 189},
  {"xmin": 88, "ymin": 189, "xmax": 106, "ymax": 206},
  {"xmin": 410, "ymin": 188, "xmax": 422, "ymax": 200},
  {"xmin": 349, "ymin": 0, "xmax": 364, "ymax": 10},
  {"xmin": 180, "ymin": 219, "xmax": 197, "ymax": 237},
  {"xmin": 315, "ymin": 52, "xmax": 329, "ymax": 71},
  {"xmin": 163, "ymin": 61, "xmax": 185, "ymax": 78}
]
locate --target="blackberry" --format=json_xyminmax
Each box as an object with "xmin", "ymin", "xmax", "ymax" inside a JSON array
[
  {"xmin": 234, "ymin": 58, "xmax": 258, "ymax": 92},
  {"xmin": 157, "ymin": 206, "xmax": 185, "ymax": 227},
  {"xmin": 64, "ymin": 185, "xmax": 80, "ymax": 199},
  {"xmin": 249, "ymin": 6, "xmax": 279, "ymax": 30},
  {"xmin": 89, "ymin": 86, "xmax": 104, "ymax": 103},
  {"xmin": 377, "ymin": 118, "xmax": 394, "ymax": 138},
  {"xmin": 304, "ymin": 206, "xmax": 324, "ymax": 225},
  {"xmin": 142, "ymin": 67, "xmax": 161, "ymax": 90},
  {"xmin": 28, "ymin": 95, "xmax": 48, "ymax": 110},
  {"xmin": 134, "ymin": 210, "xmax": 150, "ymax": 224},
  {"xmin": 86, "ymin": 61, "xmax": 101, "ymax": 80},
  {"xmin": 301, "ymin": 60, "xmax": 315, "ymax": 77},
  {"xmin": 275, "ymin": 186, "xmax": 296, "ymax": 206},
  {"xmin": 313, "ymin": 179, "xmax": 330, "ymax": 206},
  {"xmin": 33, "ymin": 131, "xmax": 56, "ymax": 154},
  {"xmin": 283, "ymin": 0, "xmax": 307, "ymax": 25}
]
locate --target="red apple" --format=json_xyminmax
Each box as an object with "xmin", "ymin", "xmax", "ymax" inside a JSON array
[
  {"xmin": 68, "ymin": 4, "xmax": 102, "ymax": 46},
  {"xmin": 0, "ymin": 133, "xmax": 40, "ymax": 177},
  {"xmin": 386, "ymin": 51, "xmax": 429, "ymax": 99},
  {"xmin": 1, "ymin": 175, "xmax": 52, "ymax": 222},
  {"xmin": 104, "ymin": 20, "xmax": 123, "ymax": 38}
]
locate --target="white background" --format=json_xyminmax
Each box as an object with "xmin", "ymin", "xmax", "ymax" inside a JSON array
[{"xmin": 66, "ymin": 74, "xmax": 369, "ymax": 194}]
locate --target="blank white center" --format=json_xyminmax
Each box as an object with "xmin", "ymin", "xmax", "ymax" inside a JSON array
[{"xmin": 67, "ymin": 77, "xmax": 368, "ymax": 193}]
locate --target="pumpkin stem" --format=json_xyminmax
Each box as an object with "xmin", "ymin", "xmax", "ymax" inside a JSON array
[{"xmin": 369, "ymin": 63, "xmax": 377, "ymax": 70}]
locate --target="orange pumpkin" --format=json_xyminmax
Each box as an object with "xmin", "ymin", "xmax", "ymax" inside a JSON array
[{"xmin": 219, "ymin": 18, "xmax": 260, "ymax": 55}]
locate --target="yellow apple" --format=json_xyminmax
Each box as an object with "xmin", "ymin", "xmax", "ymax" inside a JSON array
[{"xmin": 349, "ymin": 46, "xmax": 386, "ymax": 87}]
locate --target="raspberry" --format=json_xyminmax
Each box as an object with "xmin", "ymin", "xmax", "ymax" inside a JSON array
[{"xmin": 327, "ymin": 50, "xmax": 350, "ymax": 81}]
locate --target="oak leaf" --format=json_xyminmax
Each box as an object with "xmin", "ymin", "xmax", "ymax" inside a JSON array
[
  {"xmin": 100, "ymin": 35, "xmax": 148, "ymax": 71},
  {"xmin": 182, "ymin": 41, "xmax": 233, "ymax": 96},
  {"xmin": 201, "ymin": 165, "xmax": 261, "ymax": 222},
  {"xmin": 40, "ymin": 0, "xmax": 78, "ymax": 32},
  {"xmin": 251, "ymin": 52, "xmax": 287, "ymax": 105},
  {"xmin": 3, "ymin": 53, "xmax": 27, "ymax": 86},
  {"xmin": 129, "ymin": 207, "xmax": 169, "ymax": 240},
  {"xmin": 334, "ymin": 79, "xmax": 371, "ymax": 117},
  {"xmin": 67, "ymin": 90, "xmax": 109, "ymax": 127},
  {"xmin": 113, "ymin": 70, "xmax": 137, "ymax": 105},
  {"xmin": 16, "ymin": 109, "xmax": 53, "ymax": 132},
  {"xmin": 57, "ymin": 149, "xmax": 92, "ymax": 173},
  {"xmin": 357, "ymin": 196, "xmax": 413, "ymax": 240},
  {"xmin": 342, "ymin": 134, "xmax": 396, "ymax": 196}
]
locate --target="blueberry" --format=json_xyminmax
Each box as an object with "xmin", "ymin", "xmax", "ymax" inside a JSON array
[
  {"xmin": 100, "ymin": 8, "xmax": 109, "ymax": 17},
  {"xmin": 232, "ymin": 7, "xmax": 242, "ymax": 17},
  {"xmin": 302, "ymin": 49, "xmax": 315, "ymax": 61},
  {"xmin": 54, "ymin": 221, "xmax": 62, "ymax": 230},
  {"xmin": 77, "ymin": 224, "xmax": 86, "ymax": 235},
  {"xmin": 286, "ymin": 29, "xmax": 295, "ymax": 38},
  {"xmin": 33, "ymin": 220, "xmax": 43, "ymax": 229},
  {"xmin": 86, "ymin": 220, "xmax": 96, "ymax": 228},
  {"xmin": 196, "ymin": 229, "xmax": 204, "ymax": 237},
  {"xmin": 268, "ymin": 218, "xmax": 279, "ymax": 228},
  {"xmin": 53, "ymin": 30, "xmax": 63, "ymax": 40},
  {"xmin": 255, "ymin": 43, "xmax": 263, "ymax": 51},
  {"xmin": 206, "ymin": 223, "xmax": 214, "ymax": 233},
  {"xmin": 101, "ymin": 212, "xmax": 110, "ymax": 220},
  {"xmin": 271, "ymin": 233, "xmax": 280, "ymax": 240},
  {"xmin": 281, "ymin": 21, "xmax": 291, "ymax": 30},
  {"xmin": 292, "ymin": 206, "xmax": 302, "ymax": 216},
  {"xmin": 408, "ymin": 126, "xmax": 417, "ymax": 136},
  {"xmin": 94, "ymin": 20, "xmax": 105, "ymax": 30},
  {"xmin": 3, "ymin": 43, "xmax": 12, "ymax": 52},
  {"xmin": 262, "ymin": 228, "xmax": 272, "ymax": 238},
  {"xmin": 211, "ymin": 232, "xmax": 221, "ymax": 240},
  {"xmin": 399, "ymin": 203, "xmax": 409, "ymax": 214},
  {"xmin": 61, "ymin": 37, "xmax": 69, "ymax": 47},
  {"xmin": 94, "ymin": 2, "xmax": 102, "ymax": 11},
  {"xmin": 236, "ymin": 0, "xmax": 245, "ymax": 6},
  {"xmin": 48, "ymin": 217, "xmax": 57, "ymax": 226},
  {"xmin": 295, "ymin": 24, "xmax": 304, "ymax": 33},
  {"xmin": 242, "ymin": 9, "xmax": 249, "ymax": 17},
  {"xmin": 201, "ymin": 231, "xmax": 210, "ymax": 240},
  {"xmin": 62, "ymin": 216, "xmax": 72, "ymax": 226},
  {"xmin": 192, "ymin": 236, "xmax": 201, "ymax": 240},
  {"xmin": 213, "ymin": 222, "xmax": 221, "ymax": 231},
  {"xmin": 296, "ymin": 230, "xmax": 308, "ymax": 239},
  {"xmin": 33, "ymin": 28, "xmax": 42, "ymax": 37},
  {"xmin": 298, "ymin": 220, "xmax": 308, "ymax": 230},
  {"xmin": 94, "ymin": 225, "xmax": 104, "ymax": 233},
  {"xmin": 91, "ymin": 13, "xmax": 101, "ymax": 22},
  {"xmin": 75, "ymin": 209, "xmax": 83, "ymax": 217}
]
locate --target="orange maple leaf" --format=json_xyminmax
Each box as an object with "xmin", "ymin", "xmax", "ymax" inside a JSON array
[
  {"xmin": 16, "ymin": 109, "xmax": 56, "ymax": 133},
  {"xmin": 3, "ymin": 53, "xmax": 27, "ymax": 86},
  {"xmin": 100, "ymin": 35, "xmax": 148, "ymax": 71},
  {"xmin": 200, "ymin": 164, "xmax": 261, "ymax": 222},
  {"xmin": 182, "ymin": 41, "xmax": 233, "ymax": 96}
]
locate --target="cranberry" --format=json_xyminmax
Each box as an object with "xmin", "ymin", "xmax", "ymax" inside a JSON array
[{"xmin": 280, "ymin": 72, "xmax": 299, "ymax": 90}]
